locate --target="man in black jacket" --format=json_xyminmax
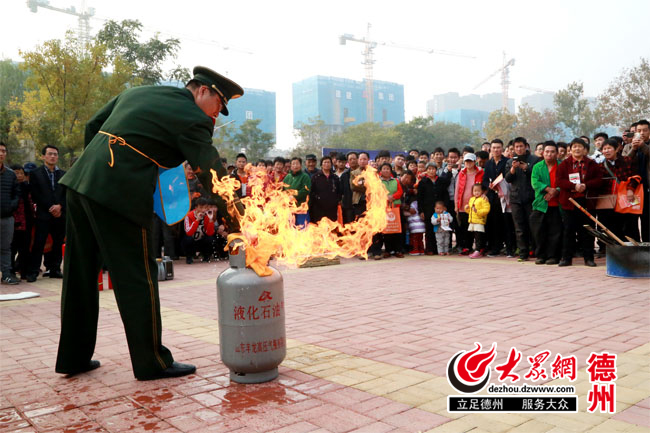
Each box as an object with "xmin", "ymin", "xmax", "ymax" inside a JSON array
[
  {"xmin": 505, "ymin": 137, "xmax": 540, "ymax": 261},
  {"xmin": 482, "ymin": 139, "xmax": 510, "ymax": 256},
  {"xmin": 25, "ymin": 145, "xmax": 66, "ymax": 282},
  {"xmin": 417, "ymin": 162, "xmax": 451, "ymax": 255},
  {"xmin": 339, "ymin": 152, "xmax": 359, "ymax": 224},
  {"xmin": 0, "ymin": 142, "xmax": 20, "ymax": 285}
]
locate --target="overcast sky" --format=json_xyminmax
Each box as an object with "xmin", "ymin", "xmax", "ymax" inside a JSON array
[{"xmin": 3, "ymin": 0, "xmax": 649, "ymax": 149}]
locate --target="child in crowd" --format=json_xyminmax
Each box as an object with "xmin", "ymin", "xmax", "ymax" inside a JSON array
[
  {"xmin": 407, "ymin": 200, "xmax": 426, "ymax": 255},
  {"xmin": 466, "ymin": 184, "xmax": 491, "ymax": 259},
  {"xmin": 431, "ymin": 201, "xmax": 454, "ymax": 255}
]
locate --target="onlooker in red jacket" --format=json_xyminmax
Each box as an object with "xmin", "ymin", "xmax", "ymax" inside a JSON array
[
  {"xmin": 454, "ymin": 154, "xmax": 484, "ymax": 255},
  {"xmin": 182, "ymin": 197, "xmax": 217, "ymax": 264},
  {"xmin": 557, "ymin": 138, "xmax": 603, "ymax": 267}
]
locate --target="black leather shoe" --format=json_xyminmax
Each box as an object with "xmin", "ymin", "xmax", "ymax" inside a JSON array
[
  {"xmin": 535, "ymin": 258, "xmax": 545, "ymax": 265},
  {"xmin": 56, "ymin": 360, "xmax": 101, "ymax": 376},
  {"xmin": 545, "ymin": 259, "xmax": 558, "ymax": 265},
  {"xmin": 558, "ymin": 259, "xmax": 572, "ymax": 267},
  {"xmin": 48, "ymin": 270, "xmax": 63, "ymax": 278},
  {"xmin": 26, "ymin": 274, "xmax": 38, "ymax": 282},
  {"xmin": 584, "ymin": 259, "xmax": 597, "ymax": 267},
  {"xmin": 137, "ymin": 362, "xmax": 196, "ymax": 381}
]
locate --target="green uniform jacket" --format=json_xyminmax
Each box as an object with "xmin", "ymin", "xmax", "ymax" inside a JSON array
[
  {"xmin": 531, "ymin": 159, "xmax": 558, "ymax": 213},
  {"xmin": 283, "ymin": 171, "xmax": 311, "ymax": 205},
  {"xmin": 60, "ymin": 85, "xmax": 228, "ymax": 228}
]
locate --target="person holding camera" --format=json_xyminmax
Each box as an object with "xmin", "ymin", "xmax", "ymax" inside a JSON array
[
  {"xmin": 505, "ymin": 137, "xmax": 540, "ymax": 262},
  {"xmin": 182, "ymin": 197, "xmax": 218, "ymax": 264},
  {"xmin": 622, "ymin": 119, "xmax": 650, "ymax": 242}
]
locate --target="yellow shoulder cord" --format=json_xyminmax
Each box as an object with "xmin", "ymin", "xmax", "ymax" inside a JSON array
[{"xmin": 98, "ymin": 131, "xmax": 170, "ymax": 169}]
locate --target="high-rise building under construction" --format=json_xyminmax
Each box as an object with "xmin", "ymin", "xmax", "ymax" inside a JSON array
[{"xmin": 293, "ymin": 76, "xmax": 404, "ymax": 133}]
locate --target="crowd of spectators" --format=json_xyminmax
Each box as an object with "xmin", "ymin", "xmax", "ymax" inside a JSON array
[{"xmin": 1, "ymin": 118, "xmax": 648, "ymax": 285}]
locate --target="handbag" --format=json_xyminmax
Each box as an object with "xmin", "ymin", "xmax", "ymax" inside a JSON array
[
  {"xmin": 615, "ymin": 175, "xmax": 644, "ymax": 215},
  {"xmin": 383, "ymin": 205, "xmax": 402, "ymax": 234}
]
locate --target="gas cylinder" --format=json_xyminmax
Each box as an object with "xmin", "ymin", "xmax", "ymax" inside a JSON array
[{"xmin": 216, "ymin": 241, "xmax": 286, "ymax": 383}]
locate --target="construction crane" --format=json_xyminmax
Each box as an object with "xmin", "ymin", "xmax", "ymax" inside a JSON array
[
  {"xmin": 27, "ymin": 0, "xmax": 95, "ymax": 46},
  {"xmin": 473, "ymin": 52, "xmax": 515, "ymax": 111},
  {"xmin": 340, "ymin": 23, "xmax": 475, "ymax": 124},
  {"xmin": 519, "ymin": 85, "xmax": 554, "ymax": 94}
]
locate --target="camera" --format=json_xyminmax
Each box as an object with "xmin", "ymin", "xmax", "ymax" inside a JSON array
[
  {"xmin": 511, "ymin": 155, "xmax": 520, "ymax": 162},
  {"xmin": 624, "ymin": 132, "xmax": 635, "ymax": 138}
]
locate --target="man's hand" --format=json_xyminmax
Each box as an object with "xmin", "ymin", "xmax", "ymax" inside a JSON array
[
  {"xmin": 632, "ymin": 136, "xmax": 643, "ymax": 149},
  {"xmin": 217, "ymin": 224, "xmax": 227, "ymax": 237},
  {"xmin": 49, "ymin": 204, "xmax": 62, "ymax": 218},
  {"xmin": 575, "ymin": 183, "xmax": 586, "ymax": 193}
]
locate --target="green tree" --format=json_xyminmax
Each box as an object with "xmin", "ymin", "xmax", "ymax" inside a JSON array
[
  {"xmin": 394, "ymin": 116, "xmax": 434, "ymax": 151},
  {"xmin": 96, "ymin": 19, "xmax": 188, "ymax": 85},
  {"xmin": 0, "ymin": 60, "xmax": 30, "ymax": 146},
  {"xmin": 211, "ymin": 118, "xmax": 237, "ymax": 164},
  {"xmin": 11, "ymin": 32, "xmax": 136, "ymax": 166},
  {"xmin": 328, "ymin": 122, "xmax": 399, "ymax": 150},
  {"xmin": 427, "ymin": 122, "xmax": 481, "ymax": 150},
  {"xmin": 597, "ymin": 57, "xmax": 650, "ymax": 128},
  {"xmin": 0, "ymin": 59, "xmax": 29, "ymax": 107},
  {"xmin": 554, "ymin": 81, "xmax": 599, "ymax": 137},
  {"xmin": 484, "ymin": 109, "xmax": 517, "ymax": 141},
  {"xmin": 514, "ymin": 104, "xmax": 562, "ymax": 143},
  {"xmin": 291, "ymin": 117, "xmax": 331, "ymax": 158},
  {"xmin": 231, "ymin": 119, "xmax": 274, "ymax": 162}
]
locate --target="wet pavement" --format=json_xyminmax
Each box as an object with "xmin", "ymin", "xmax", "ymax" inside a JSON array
[{"xmin": 1, "ymin": 254, "xmax": 649, "ymax": 432}]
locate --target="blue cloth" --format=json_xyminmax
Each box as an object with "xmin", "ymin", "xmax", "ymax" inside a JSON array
[{"xmin": 153, "ymin": 164, "xmax": 191, "ymax": 225}]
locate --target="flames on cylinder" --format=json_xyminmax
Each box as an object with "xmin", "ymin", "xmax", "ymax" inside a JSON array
[{"xmin": 211, "ymin": 164, "xmax": 388, "ymax": 276}]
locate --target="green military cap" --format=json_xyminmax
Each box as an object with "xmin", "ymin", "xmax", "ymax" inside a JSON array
[{"xmin": 192, "ymin": 66, "xmax": 244, "ymax": 116}]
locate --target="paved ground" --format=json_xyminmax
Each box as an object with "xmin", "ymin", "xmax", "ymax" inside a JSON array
[{"xmin": 1, "ymin": 254, "xmax": 649, "ymax": 432}]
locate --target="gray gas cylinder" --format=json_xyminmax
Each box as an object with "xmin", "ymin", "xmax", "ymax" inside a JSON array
[{"xmin": 216, "ymin": 241, "xmax": 286, "ymax": 383}]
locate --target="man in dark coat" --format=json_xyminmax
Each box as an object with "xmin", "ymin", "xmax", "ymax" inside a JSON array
[
  {"xmin": 482, "ymin": 139, "xmax": 510, "ymax": 256},
  {"xmin": 26, "ymin": 145, "xmax": 66, "ymax": 281},
  {"xmin": 55, "ymin": 66, "xmax": 243, "ymax": 380},
  {"xmin": 0, "ymin": 142, "xmax": 20, "ymax": 285},
  {"xmin": 417, "ymin": 162, "xmax": 450, "ymax": 255},
  {"xmin": 505, "ymin": 137, "xmax": 540, "ymax": 261},
  {"xmin": 339, "ymin": 152, "xmax": 359, "ymax": 224}
]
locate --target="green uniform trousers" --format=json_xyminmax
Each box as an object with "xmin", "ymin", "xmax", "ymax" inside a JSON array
[{"xmin": 55, "ymin": 190, "xmax": 174, "ymax": 379}]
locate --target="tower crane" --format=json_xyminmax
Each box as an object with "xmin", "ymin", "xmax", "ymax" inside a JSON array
[
  {"xmin": 473, "ymin": 52, "xmax": 515, "ymax": 111},
  {"xmin": 27, "ymin": 0, "xmax": 95, "ymax": 46},
  {"xmin": 340, "ymin": 23, "xmax": 475, "ymax": 124}
]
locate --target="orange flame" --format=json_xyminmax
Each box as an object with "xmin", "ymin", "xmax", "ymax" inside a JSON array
[{"xmin": 211, "ymin": 164, "xmax": 389, "ymax": 275}]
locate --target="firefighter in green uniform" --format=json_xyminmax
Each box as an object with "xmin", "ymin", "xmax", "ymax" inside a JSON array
[{"xmin": 55, "ymin": 66, "xmax": 243, "ymax": 380}]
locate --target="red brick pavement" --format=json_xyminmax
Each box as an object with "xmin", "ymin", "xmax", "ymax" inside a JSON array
[{"xmin": 1, "ymin": 254, "xmax": 648, "ymax": 432}]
